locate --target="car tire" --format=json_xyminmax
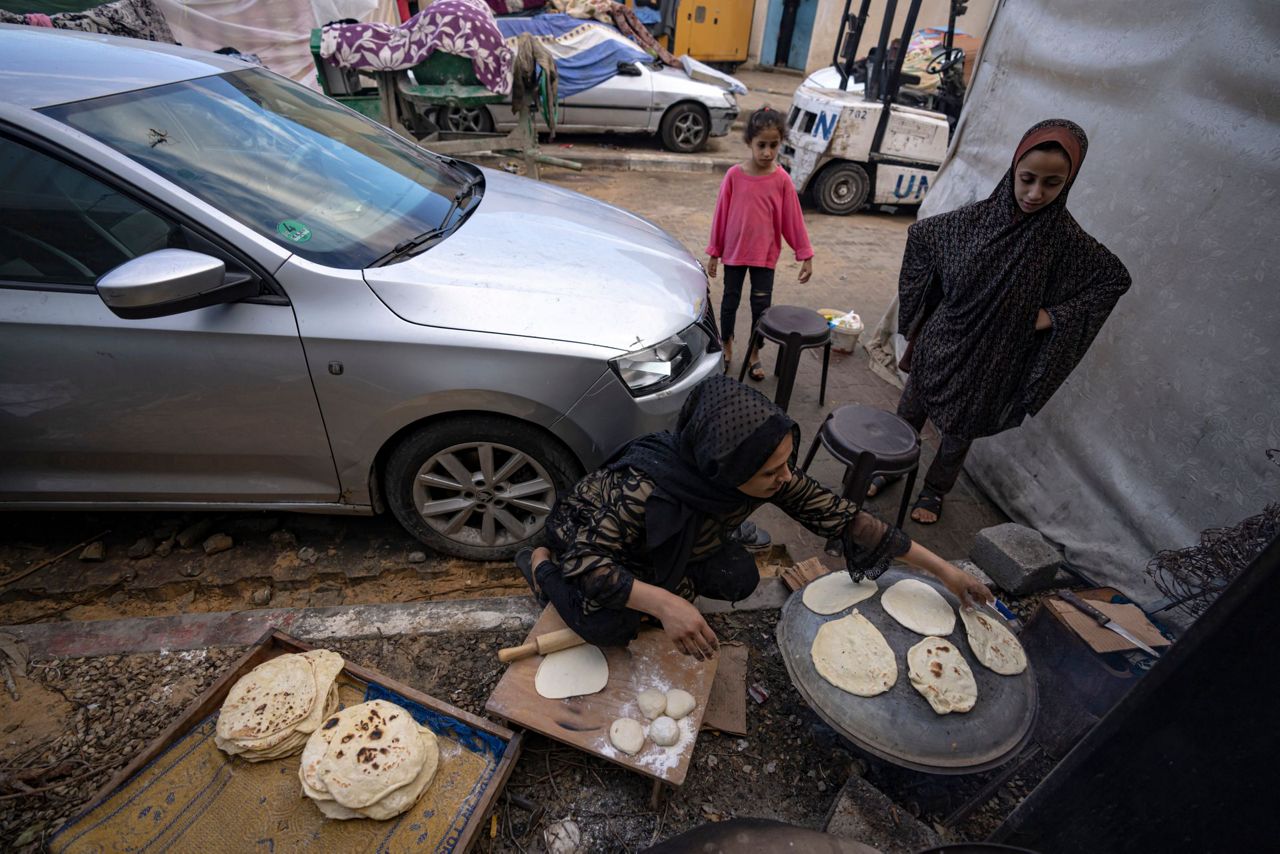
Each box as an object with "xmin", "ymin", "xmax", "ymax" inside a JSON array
[
  {"xmin": 385, "ymin": 416, "xmax": 581, "ymax": 561},
  {"xmin": 437, "ymin": 106, "xmax": 495, "ymax": 134},
  {"xmin": 660, "ymin": 102, "xmax": 710, "ymax": 153},
  {"xmin": 813, "ymin": 161, "xmax": 871, "ymax": 215}
]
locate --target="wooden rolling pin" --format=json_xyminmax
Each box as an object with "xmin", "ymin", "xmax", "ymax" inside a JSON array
[{"xmin": 497, "ymin": 628, "xmax": 585, "ymax": 663}]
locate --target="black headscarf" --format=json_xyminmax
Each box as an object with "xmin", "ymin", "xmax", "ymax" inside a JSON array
[
  {"xmin": 610, "ymin": 374, "xmax": 798, "ymax": 588},
  {"xmin": 897, "ymin": 119, "xmax": 1131, "ymax": 440}
]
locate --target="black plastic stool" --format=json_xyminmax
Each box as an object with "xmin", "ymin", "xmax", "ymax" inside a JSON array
[
  {"xmin": 737, "ymin": 304, "xmax": 830, "ymax": 411},
  {"xmin": 801, "ymin": 404, "xmax": 921, "ymax": 530}
]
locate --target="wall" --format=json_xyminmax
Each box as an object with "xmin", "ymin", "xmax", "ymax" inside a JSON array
[{"xmin": 748, "ymin": 0, "xmax": 995, "ymax": 74}]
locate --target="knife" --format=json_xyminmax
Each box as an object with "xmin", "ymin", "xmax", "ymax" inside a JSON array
[
  {"xmin": 1059, "ymin": 591, "xmax": 1161, "ymax": 658},
  {"xmin": 989, "ymin": 598, "xmax": 1022, "ymax": 632}
]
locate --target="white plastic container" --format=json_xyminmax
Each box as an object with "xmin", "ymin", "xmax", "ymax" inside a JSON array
[{"xmin": 831, "ymin": 311, "xmax": 863, "ymax": 353}]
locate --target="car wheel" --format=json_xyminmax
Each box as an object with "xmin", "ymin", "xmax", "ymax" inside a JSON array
[
  {"xmin": 660, "ymin": 102, "xmax": 709, "ymax": 153},
  {"xmin": 438, "ymin": 106, "xmax": 494, "ymax": 134},
  {"xmin": 813, "ymin": 161, "xmax": 871, "ymax": 215},
  {"xmin": 385, "ymin": 416, "xmax": 581, "ymax": 561}
]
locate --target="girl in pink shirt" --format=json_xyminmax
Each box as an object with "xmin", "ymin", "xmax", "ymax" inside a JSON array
[{"xmin": 707, "ymin": 107, "xmax": 814, "ymax": 381}]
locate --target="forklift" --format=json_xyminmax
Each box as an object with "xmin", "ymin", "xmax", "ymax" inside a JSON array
[{"xmin": 779, "ymin": 0, "xmax": 970, "ymax": 214}]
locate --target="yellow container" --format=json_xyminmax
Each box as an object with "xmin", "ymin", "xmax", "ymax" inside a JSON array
[{"xmin": 670, "ymin": 0, "xmax": 754, "ymax": 63}]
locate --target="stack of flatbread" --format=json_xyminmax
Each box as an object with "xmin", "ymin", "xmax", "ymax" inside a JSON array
[
  {"xmin": 215, "ymin": 649, "xmax": 344, "ymax": 761},
  {"xmin": 300, "ymin": 699, "xmax": 440, "ymax": 821}
]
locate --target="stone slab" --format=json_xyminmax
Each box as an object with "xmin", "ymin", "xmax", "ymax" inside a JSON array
[
  {"xmin": 823, "ymin": 774, "xmax": 942, "ymax": 853},
  {"xmin": 970, "ymin": 523, "xmax": 1062, "ymax": 595}
]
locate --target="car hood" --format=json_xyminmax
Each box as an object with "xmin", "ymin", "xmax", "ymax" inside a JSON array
[{"xmin": 362, "ymin": 168, "xmax": 706, "ymax": 353}]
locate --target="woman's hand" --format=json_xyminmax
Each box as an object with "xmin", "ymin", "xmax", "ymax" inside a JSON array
[
  {"xmin": 1035, "ymin": 308, "xmax": 1053, "ymax": 331},
  {"xmin": 657, "ymin": 595, "xmax": 719, "ymax": 660},
  {"xmin": 799, "ymin": 258, "xmax": 813, "ymax": 284},
  {"xmin": 707, "ymin": 256, "xmax": 719, "ymax": 279},
  {"xmin": 940, "ymin": 564, "xmax": 995, "ymax": 609}
]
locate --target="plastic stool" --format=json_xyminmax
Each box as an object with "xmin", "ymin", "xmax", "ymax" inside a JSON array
[
  {"xmin": 801, "ymin": 404, "xmax": 921, "ymax": 530},
  {"xmin": 737, "ymin": 305, "xmax": 831, "ymax": 411}
]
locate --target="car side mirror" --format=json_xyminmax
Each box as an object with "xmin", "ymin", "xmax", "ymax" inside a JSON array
[
  {"xmin": 96, "ymin": 248, "xmax": 259, "ymax": 319},
  {"xmin": 616, "ymin": 61, "xmax": 643, "ymax": 77}
]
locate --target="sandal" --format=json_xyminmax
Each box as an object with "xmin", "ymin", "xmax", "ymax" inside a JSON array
[
  {"xmin": 515, "ymin": 547, "xmax": 550, "ymax": 606},
  {"xmin": 910, "ymin": 488, "xmax": 944, "ymax": 525},
  {"xmin": 866, "ymin": 474, "xmax": 902, "ymax": 498},
  {"xmin": 748, "ymin": 361, "xmax": 766, "ymax": 382}
]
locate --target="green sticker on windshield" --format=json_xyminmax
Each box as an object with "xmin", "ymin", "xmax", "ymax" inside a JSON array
[{"xmin": 277, "ymin": 220, "xmax": 312, "ymax": 243}]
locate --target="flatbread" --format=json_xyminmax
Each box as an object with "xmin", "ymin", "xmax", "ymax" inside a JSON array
[
  {"xmin": 351, "ymin": 727, "xmax": 440, "ymax": 820},
  {"xmin": 535, "ymin": 644, "xmax": 608, "ymax": 699},
  {"xmin": 313, "ymin": 700, "xmax": 426, "ymax": 809},
  {"xmin": 881, "ymin": 578, "xmax": 956, "ymax": 636},
  {"xmin": 960, "ymin": 608, "xmax": 1027, "ymax": 675},
  {"xmin": 216, "ymin": 654, "xmax": 316, "ymax": 746},
  {"xmin": 907, "ymin": 637, "xmax": 977, "ymax": 714},
  {"xmin": 802, "ymin": 572, "xmax": 878, "ymax": 615},
  {"xmin": 810, "ymin": 610, "xmax": 897, "ymax": 697},
  {"xmin": 294, "ymin": 649, "xmax": 346, "ymax": 733}
]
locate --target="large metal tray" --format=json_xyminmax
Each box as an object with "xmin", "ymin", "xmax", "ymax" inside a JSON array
[{"xmin": 777, "ymin": 567, "xmax": 1037, "ymax": 774}]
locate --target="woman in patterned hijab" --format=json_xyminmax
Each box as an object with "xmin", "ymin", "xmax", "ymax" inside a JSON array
[
  {"xmin": 882, "ymin": 119, "xmax": 1132, "ymax": 524},
  {"xmin": 518, "ymin": 375, "xmax": 991, "ymax": 657}
]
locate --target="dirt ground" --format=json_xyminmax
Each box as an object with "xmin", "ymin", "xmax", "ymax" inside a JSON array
[{"xmin": 0, "ymin": 609, "xmax": 1051, "ymax": 852}]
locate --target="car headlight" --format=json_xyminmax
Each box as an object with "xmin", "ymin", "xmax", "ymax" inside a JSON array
[{"xmin": 610, "ymin": 323, "xmax": 709, "ymax": 396}]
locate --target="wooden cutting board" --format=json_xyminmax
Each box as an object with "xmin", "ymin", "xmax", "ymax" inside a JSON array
[{"xmin": 484, "ymin": 605, "xmax": 718, "ymax": 786}]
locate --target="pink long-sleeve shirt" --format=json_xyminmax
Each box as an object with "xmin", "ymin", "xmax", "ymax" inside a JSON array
[{"xmin": 706, "ymin": 165, "xmax": 814, "ymax": 269}]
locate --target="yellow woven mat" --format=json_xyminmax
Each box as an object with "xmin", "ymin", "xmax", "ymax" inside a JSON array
[{"xmin": 52, "ymin": 679, "xmax": 503, "ymax": 853}]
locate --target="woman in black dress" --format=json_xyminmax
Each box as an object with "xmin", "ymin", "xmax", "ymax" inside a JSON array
[
  {"xmin": 875, "ymin": 119, "xmax": 1132, "ymax": 524},
  {"xmin": 517, "ymin": 375, "xmax": 992, "ymax": 657}
]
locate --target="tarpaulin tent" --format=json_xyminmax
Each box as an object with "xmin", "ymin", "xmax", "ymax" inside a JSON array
[{"xmin": 874, "ymin": 0, "xmax": 1280, "ymax": 618}]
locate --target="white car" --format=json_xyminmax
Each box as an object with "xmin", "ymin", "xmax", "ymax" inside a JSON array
[{"xmin": 435, "ymin": 61, "xmax": 739, "ymax": 153}]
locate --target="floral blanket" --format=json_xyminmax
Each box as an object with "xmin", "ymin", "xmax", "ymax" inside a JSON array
[{"xmin": 319, "ymin": 0, "xmax": 513, "ymax": 94}]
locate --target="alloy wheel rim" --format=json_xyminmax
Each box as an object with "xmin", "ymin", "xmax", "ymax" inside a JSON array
[
  {"xmin": 413, "ymin": 441, "xmax": 555, "ymax": 548},
  {"xmin": 448, "ymin": 107, "xmax": 487, "ymax": 133},
  {"xmin": 673, "ymin": 113, "xmax": 705, "ymax": 148}
]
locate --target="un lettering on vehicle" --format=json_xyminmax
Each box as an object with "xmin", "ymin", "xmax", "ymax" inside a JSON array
[{"xmin": 873, "ymin": 164, "xmax": 933, "ymax": 205}]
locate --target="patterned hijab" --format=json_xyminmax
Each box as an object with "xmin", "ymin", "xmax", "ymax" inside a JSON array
[
  {"xmin": 611, "ymin": 375, "xmax": 798, "ymax": 581},
  {"xmin": 897, "ymin": 119, "xmax": 1131, "ymax": 440}
]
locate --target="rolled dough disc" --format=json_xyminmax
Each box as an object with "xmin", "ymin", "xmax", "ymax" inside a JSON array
[
  {"xmin": 636, "ymin": 688, "xmax": 666, "ymax": 719},
  {"xmin": 960, "ymin": 608, "xmax": 1027, "ymax": 675},
  {"xmin": 664, "ymin": 689, "xmax": 695, "ymax": 720},
  {"xmin": 907, "ymin": 636, "xmax": 978, "ymax": 714},
  {"xmin": 609, "ymin": 718, "xmax": 645, "ymax": 755},
  {"xmin": 649, "ymin": 716, "xmax": 680, "ymax": 747},
  {"xmin": 535, "ymin": 644, "xmax": 609, "ymax": 699},
  {"xmin": 802, "ymin": 572, "xmax": 878, "ymax": 615},
  {"xmin": 881, "ymin": 578, "xmax": 956, "ymax": 636},
  {"xmin": 810, "ymin": 609, "xmax": 897, "ymax": 697}
]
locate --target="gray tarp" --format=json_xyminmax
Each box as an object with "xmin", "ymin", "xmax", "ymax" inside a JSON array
[{"xmin": 876, "ymin": 0, "xmax": 1280, "ymax": 612}]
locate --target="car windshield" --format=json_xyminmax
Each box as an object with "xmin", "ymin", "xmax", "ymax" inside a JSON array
[{"xmin": 43, "ymin": 68, "xmax": 471, "ymax": 268}]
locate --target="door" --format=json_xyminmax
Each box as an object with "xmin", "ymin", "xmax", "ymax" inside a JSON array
[
  {"xmin": 0, "ymin": 134, "xmax": 340, "ymax": 503},
  {"xmin": 560, "ymin": 64, "xmax": 654, "ymax": 130},
  {"xmin": 763, "ymin": 0, "xmax": 817, "ymax": 70}
]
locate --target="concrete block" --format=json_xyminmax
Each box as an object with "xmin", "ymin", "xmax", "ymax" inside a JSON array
[
  {"xmin": 823, "ymin": 775, "xmax": 940, "ymax": 853},
  {"xmin": 696, "ymin": 577, "xmax": 789, "ymax": 614},
  {"xmin": 970, "ymin": 523, "xmax": 1061, "ymax": 595}
]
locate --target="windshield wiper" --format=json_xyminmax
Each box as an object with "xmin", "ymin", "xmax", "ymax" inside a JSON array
[{"xmin": 370, "ymin": 175, "xmax": 483, "ymax": 267}]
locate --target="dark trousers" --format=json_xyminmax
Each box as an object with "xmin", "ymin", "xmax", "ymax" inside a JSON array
[
  {"xmin": 896, "ymin": 377, "xmax": 972, "ymax": 495},
  {"xmin": 720, "ymin": 265, "xmax": 775, "ymax": 343},
  {"xmin": 537, "ymin": 544, "xmax": 759, "ymax": 647}
]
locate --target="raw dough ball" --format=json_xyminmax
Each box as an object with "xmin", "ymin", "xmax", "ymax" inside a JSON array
[
  {"xmin": 535, "ymin": 644, "xmax": 608, "ymax": 699},
  {"xmin": 802, "ymin": 572, "xmax": 878, "ymax": 615},
  {"xmin": 609, "ymin": 718, "xmax": 645, "ymax": 755},
  {"xmin": 649, "ymin": 716, "xmax": 680, "ymax": 747},
  {"xmin": 664, "ymin": 689, "xmax": 695, "ymax": 720},
  {"xmin": 810, "ymin": 609, "xmax": 897, "ymax": 697},
  {"xmin": 636, "ymin": 688, "xmax": 667, "ymax": 719},
  {"xmin": 881, "ymin": 578, "xmax": 956, "ymax": 636}
]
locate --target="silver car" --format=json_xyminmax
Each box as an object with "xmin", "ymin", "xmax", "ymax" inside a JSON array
[
  {"xmin": 0, "ymin": 26, "xmax": 722, "ymax": 560},
  {"xmin": 437, "ymin": 61, "xmax": 739, "ymax": 153}
]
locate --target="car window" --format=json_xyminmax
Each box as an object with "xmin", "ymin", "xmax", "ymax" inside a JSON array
[
  {"xmin": 44, "ymin": 69, "xmax": 475, "ymax": 269},
  {"xmin": 0, "ymin": 136, "xmax": 179, "ymax": 287}
]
